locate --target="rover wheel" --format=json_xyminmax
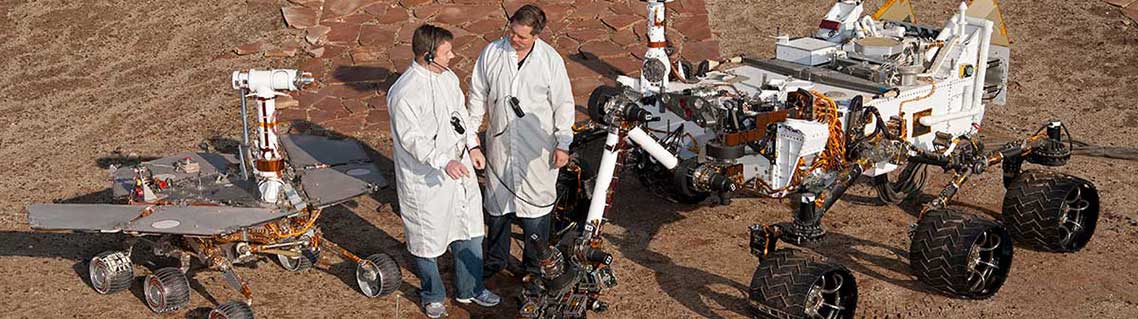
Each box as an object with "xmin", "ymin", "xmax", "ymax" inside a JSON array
[
  {"xmin": 874, "ymin": 162, "xmax": 926, "ymax": 204},
  {"xmin": 209, "ymin": 300, "xmax": 255, "ymax": 319},
  {"xmin": 1002, "ymin": 170, "xmax": 1100, "ymax": 252},
  {"xmin": 670, "ymin": 158, "xmax": 711, "ymax": 204},
  {"xmin": 356, "ymin": 253, "xmax": 401, "ymax": 297},
  {"xmin": 910, "ymin": 208, "xmax": 1013, "ymax": 299},
  {"xmin": 89, "ymin": 250, "xmax": 134, "ymax": 294},
  {"xmin": 749, "ymin": 249, "xmax": 858, "ymax": 319},
  {"xmin": 144, "ymin": 267, "xmax": 191, "ymax": 313},
  {"xmin": 276, "ymin": 250, "xmax": 315, "ymax": 272}
]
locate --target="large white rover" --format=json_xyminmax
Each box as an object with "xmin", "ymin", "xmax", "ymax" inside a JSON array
[{"xmin": 534, "ymin": 1, "xmax": 1101, "ymax": 318}]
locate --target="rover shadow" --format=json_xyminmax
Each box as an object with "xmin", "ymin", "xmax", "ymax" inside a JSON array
[
  {"xmin": 603, "ymin": 180, "xmax": 752, "ymax": 319},
  {"xmin": 96, "ymin": 154, "xmax": 162, "ymax": 170},
  {"xmin": 568, "ymin": 51, "xmax": 625, "ymax": 79},
  {"xmin": 810, "ymin": 188, "xmax": 1011, "ymax": 299},
  {"xmin": 804, "ymin": 231, "xmax": 947, "ymax": 296},
  {"xmin": 329, "ymin": 65, "xmax": 399, "ymax": 94}
]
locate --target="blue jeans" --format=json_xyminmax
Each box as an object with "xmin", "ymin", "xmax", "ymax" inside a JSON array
[
  {"xmin": 485, "ymin": 213, "xmax": 551, "ymax": 278},
  {"xmin": 412, "ymin": 236, "xmax": 486, "ymax": 304}
]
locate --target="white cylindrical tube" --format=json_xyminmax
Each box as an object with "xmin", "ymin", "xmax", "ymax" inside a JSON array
[
  {"xmin": 586, "ymin": 131, "xmax": 622, "ymax": 224},
  {"xmin": 646, "ymin": 1, "xmax": 666, "ymax": 44},
  {"xmin": 626, "ymin": 127, "xmax": 679, "ymax": 169},
  {"xmin": 255, "ymin": 98, "xmax": 280, "ymax": 166}
]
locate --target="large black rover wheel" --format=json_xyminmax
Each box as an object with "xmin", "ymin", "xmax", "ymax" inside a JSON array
[
  {"xmin": 1002, "ymin": 170, "xmax": 1100, "ymax": 252},
  {"xmin": 910, "ymin": 208, "xmax": 1013, "ymax": 299},
  {"xmin": 749, "ymin": 249, "xmax": 858, "ymax": 319},
  {"xmin": 874, "ymin": 162, "xmax": 927, "ymax": 204}
]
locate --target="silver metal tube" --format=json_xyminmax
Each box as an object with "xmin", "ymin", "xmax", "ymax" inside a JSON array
[{"xmin": 239, "ymin": 88, "xmax": 251, "ymax": 180}]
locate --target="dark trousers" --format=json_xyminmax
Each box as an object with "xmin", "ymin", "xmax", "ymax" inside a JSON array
[{"xmin": 484, "ymin": 212, "xmax": 551, "ymax": 278}]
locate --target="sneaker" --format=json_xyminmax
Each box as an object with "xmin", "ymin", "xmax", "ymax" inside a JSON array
[
  {"xmin": 422, "ymin": 302, "xmax": 448, "ymax": 318},
  {"xmin": 456, "ymin": 289, "xmax": 502, "ymax": 307}
]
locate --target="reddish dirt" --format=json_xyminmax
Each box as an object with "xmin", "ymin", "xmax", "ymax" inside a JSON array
[{"xmin": 2, "ymin": 0, "xmax": 1138, "ymax": 318}]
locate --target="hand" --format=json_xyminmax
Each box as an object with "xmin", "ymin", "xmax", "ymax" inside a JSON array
[
  {"xmin": 445, "ymin": 160, "xmax": 469, "ymax": 179},
  {"xmin": 470, "ymin": 148, "xmax": 486, "ymax": 170},
  {"xmin": 553, "ymin": 149, "xmax": 570, "ymax": 168}
]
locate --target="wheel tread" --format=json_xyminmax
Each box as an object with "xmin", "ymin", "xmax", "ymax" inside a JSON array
[{"xmin": 1001, "ymin": 170, "xmax": 1099, "ymax": 252}]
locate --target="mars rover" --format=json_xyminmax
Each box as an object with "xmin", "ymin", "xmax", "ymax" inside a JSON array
[
  {"xmin": 23, "ymin": 69, "xmax": 402, "ymax": 318},
  {"xmin": 536, "ymin": 0, "xmax": 1102, "ymax": 318}
]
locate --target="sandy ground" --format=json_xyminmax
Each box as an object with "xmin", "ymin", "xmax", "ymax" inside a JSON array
[{"xmin": 2, "ymin": 0, "xmax": 1138, "ymax": 318}]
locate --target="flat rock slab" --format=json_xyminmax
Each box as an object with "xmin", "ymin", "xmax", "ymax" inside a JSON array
[
  {"xmin": 282, "ymin": 6, "xmax": 320, "ymax": 29},
  {"xmin": 272, "ymin": 0, "xmax": 720, "ymax": 135}
]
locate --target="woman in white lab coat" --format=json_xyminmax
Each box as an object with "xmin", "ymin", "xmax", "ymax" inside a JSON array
[
  {"xmin": 387, "ymin": 25, "xmax": 500, "ymax": 318},
  {"xmin": 467, "ymin": 5, "xmax": 576, "ymax": 280}
]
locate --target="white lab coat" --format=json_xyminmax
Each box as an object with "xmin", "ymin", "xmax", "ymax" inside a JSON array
[
  {"xmin": 468, "ymin": 37, "xmax": 575, "ymax": 218},
  {"xmin": 387, "ymin": 61, "xmax": 483, "ymax": 258}
]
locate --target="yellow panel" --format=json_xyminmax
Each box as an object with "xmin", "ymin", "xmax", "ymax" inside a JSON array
[
  {"xmin": 873, "ymin": 0, "xmax": 917, "ymax": 23},
  {"xmin": 967, "ymin": 0, "xmax": 1011, "ymax": 46}
]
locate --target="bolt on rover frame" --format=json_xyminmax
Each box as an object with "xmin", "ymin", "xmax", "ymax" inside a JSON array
[
  {"xmin": 539, "ymin": 0, "xmax": 1102, "ymax": 318},
  {"xmin": 22, "ymin": 69, "xmax": 402, "ymax": 318}
]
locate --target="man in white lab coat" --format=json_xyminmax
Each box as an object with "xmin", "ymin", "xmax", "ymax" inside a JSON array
[
  {"xmin": 467, "ymin": 5, "xmax": 576, "ymax": 280},
  {"xmin": 388, "ymin": 24, "xmax": 501, "ymax": 318}
]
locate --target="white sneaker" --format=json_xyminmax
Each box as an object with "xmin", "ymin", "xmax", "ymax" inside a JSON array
[
  {"xmin": 456, "ymin": 289, "xmax": 501, "ymax": 307},
  {"xmin": 423, "ymin": 302, "xmax": 448, "ymax": 318}
]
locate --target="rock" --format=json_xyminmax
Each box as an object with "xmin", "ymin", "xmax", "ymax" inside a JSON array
[
  {"xmin": 282, "ymin": 7, "xmax": 320, "ymax": 29},
  {"xmin": 1105, "ymin": 0, "xmax": 1137, "ymax": 8},
  {"xmin": 435, "ymin": 5, "xmax": 501, "ymax": 26},
  {"xmin": 307, "ymin": 47, "xmax": 326, "ymax": 57},
  {"xmin": 682, "ymin": 39, "xmax": 721, "ymax": 61},
  {"xmin": 377, "ymin": 6, "xmax": 410, "ymax": 24},
  {"xmin": 610, "ymin": 29, "xmax": 640, "ymax": 47},
  {"xmin": 276, "ymin": 94, "xmax": 299, "ymax": 109},
  {"xmin": 464, "ymin": 18, "xmax": 504, "ymax": 35},
  {"xmin": 358, "ymin": 24, "xmax": 397, "ymax": 47},
  {"xmin": 282, "ymin": 40, "xmax": 303, "ymax": 51},
  {"xmin": 1127, "ymin": 6, "xmax": 1138, "ymax": 23},
  {"xmin": 554, "ymin": 37, "xmax": 579, "ymax": 53},
  {"xmin": 673, "ymin": 14, "xmax": 713, "ymax": 41},
  {"xmin": 264, "ymin": 48, "xmax": 294, "ymax": 58},
  {"xmin": 324, "ymin": 22, "xmax": 362, "ymax": 44},
  {"xmin": 580, "ymin": 41, "xmax": 626, "ymax": 58},
  {"xmin": 572, "ymin": 2, "xmax": 613, "ymax": 19},
  {"xmin": 363, "ymin": 3, "xmax": 388, "ymax": 16},
  {"xmin": 413, "ymin": 3, "xmax": 445, "ymax": 19},
  {"xmin": 350, "ymin": 47, "xmax": 383, "ymax": 64},
  {"xmin": 339, "ymin": 13, "xmax": 374, "ymax": 24},
  {"xmin": 306, "ymin": 25, "xmax": 331, "ymax": 44},
  {"xmin": 400, "ymin": 0, "xmax": 432, "ymax": 7},
  {"xmin": 565, "ymin": 29, "xmax": 607, "ymax": 43},
  {"xmin": 322, "ymin": 45, "xmax": 351, "ymax": 59},
  {"xmin": 542, "ymin": 4, "xmax": 575, "ymax": 24},
  {"xmin": 602, "ymin": 14, "xmax": 640, "ymax": 31},
  {"xmin": 234, "ymin": 41, "xmax": 263, "ymax": 55},
  {"xmin": 325, "ymin": 0, "xmax": 372, "ymax": 17},
  {"xmin": 288, "ymin": 0, "xmax": 324, "ymax": 9}
]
